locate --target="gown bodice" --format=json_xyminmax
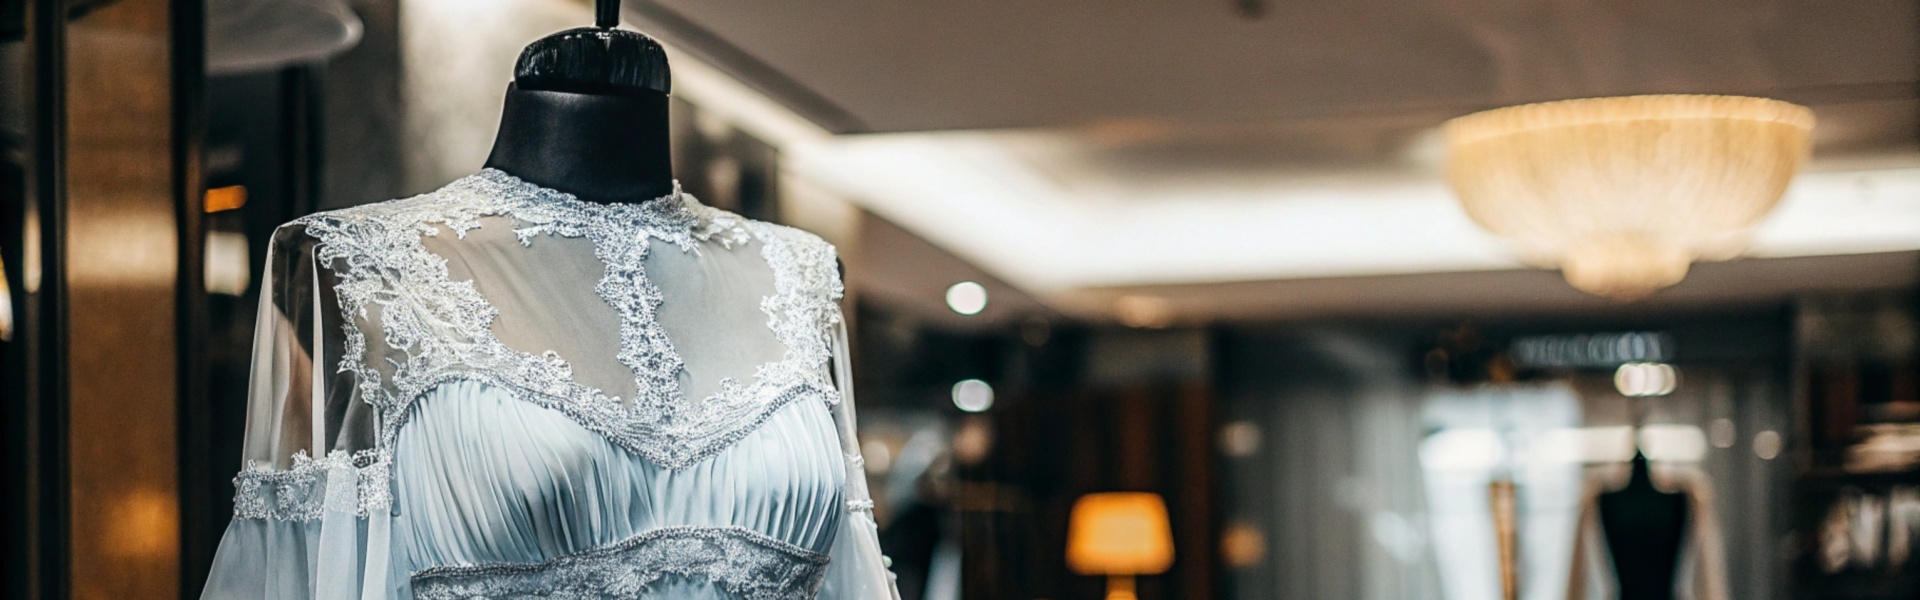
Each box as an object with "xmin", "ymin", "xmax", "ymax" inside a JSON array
[
  {"xmin": 397, "ymin": 382, "xmax": 844, "ymax": 599},
  {"xmin": 200, "ymin": 170, "xmax": 897, "ymax": 600}
]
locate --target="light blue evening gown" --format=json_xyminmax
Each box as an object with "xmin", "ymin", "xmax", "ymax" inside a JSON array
[{"xmin": 199, "ymin": 170, "xmax": 899, "ymax": 600}]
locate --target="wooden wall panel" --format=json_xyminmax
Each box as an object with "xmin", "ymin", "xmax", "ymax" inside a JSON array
[{"xmin": 66, "ymin": 1, "xmax": 181, "ymax": 598}]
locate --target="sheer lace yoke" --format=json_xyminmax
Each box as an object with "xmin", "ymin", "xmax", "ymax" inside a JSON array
[
  {"xmin": 426, "ymin": 214, "xmax": 783, "ymax": 406},
  {"xmin": 294, "ymin": 169, "xmax": 846, "ymax": 469}
]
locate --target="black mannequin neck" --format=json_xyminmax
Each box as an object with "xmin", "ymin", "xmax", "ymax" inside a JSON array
[
  {"xmin": 483, "ymin": 85, "xmax": 675, "ymax": 203},
  {"xmin": 1624, "ymin": 451, "xmax": 1656, "ymax": 492}
]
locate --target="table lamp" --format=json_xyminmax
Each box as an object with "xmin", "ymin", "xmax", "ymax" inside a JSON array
[{"xmin": 1066, "ymin": 492, "xmax": 1175, "ymax": 600}]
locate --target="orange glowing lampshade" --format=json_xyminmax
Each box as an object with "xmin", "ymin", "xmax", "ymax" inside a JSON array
[
  {"xmin": 1067, "ymin": 492, "xmax": 1175, "ymax": 575},
  {"xmin": 1068, "ymin": 493, "xmax": 1174, "ymax": 600},
  {"xmin": 204, "ymin": 185, "xmax": 249, "ymax": 213}
]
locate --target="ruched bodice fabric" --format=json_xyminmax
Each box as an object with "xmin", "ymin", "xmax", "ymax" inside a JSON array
[{"xmin": 395, "ymin": 380, "xmax": 847, "ymax": 569}]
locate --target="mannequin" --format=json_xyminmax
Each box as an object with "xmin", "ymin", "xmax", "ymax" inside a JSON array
[
  {"xmin": 1597, "ymin": 451, "xmax": 1690, "ymax": 600},
  {"xmin": 198, "ymin": 2, "xmax": 902, "ymax": 597},
  {"xmin": 482, "ymin": 0, "xmax": 675, "ymax": 203}
]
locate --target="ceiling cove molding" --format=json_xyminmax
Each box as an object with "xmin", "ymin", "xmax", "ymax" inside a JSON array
[
  {"xmin": 640, "ymin": 10, "xmax": 1920, "ymax": 313},
  {"xmin": 622, "ymin": 1, "xmax": 870, "ymax": 134}
]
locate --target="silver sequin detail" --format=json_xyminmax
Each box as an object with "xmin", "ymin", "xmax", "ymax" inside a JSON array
[{"xmin": 410, "ymin": 526, "xmax": 830, "ymax": 600}]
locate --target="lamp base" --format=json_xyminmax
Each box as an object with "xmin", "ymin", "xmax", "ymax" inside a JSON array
[{"xmin": 1104, "ymin": 574, "xmax": 1138, "ymax": 600}]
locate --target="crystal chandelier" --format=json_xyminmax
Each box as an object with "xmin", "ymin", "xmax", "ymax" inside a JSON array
[{"xmin": 1443, "ymin": 95, "xmax": 1815, "ymax": 299}]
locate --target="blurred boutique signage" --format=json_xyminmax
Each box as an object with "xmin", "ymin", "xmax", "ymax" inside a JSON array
[{"xmin": 1509, "ymin": 331, "xmax": 1673, "ymax": 369}]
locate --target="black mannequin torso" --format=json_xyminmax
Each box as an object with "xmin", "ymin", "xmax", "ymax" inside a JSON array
[
  {"xmin": 484, "ymin": 85, "xmax": 674, "ymax": 203},
  {"xmin": 1597, "ymin": 453, "xmax": 1689, "ymax": 600},
  {"xmin": 483, "ymin": 6, "xmax": 675, "ymax": 204}
]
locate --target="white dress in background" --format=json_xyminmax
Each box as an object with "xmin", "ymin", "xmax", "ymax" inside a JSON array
[{"xmin": 200, "ymin": 169, "xmax": 899, "ymax": 600}]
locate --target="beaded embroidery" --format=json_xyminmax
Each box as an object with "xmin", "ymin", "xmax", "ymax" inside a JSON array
[{"xmin": 410, "ymin": 526, "xmax": 830, "ymax": 600}]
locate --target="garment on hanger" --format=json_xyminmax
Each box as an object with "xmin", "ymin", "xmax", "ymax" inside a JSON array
[
  {"xmin": 200, "ymin": 169, "xmax": 899, "ymax": 600},
  {"xmin": 1566, "ymin": 462, "xmax": 1727, "ymax": 600}
]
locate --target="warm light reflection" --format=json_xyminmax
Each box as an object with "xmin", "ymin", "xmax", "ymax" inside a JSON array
[
  {"xmin": 1219, "ymin": 521, "xmax": 1268, "ymax": 568},
  {"xmin": 1845, "ymin": 424, "xmax": 1920, "ymax": 472},
  {"xmin": 1709, "ymin": 418, "xmax": 1737, "ymax": 448},
  {"xmin": 203, "ymin": 184, "xmax": 248, "ymax": 212},
  {"xmin": 861, "ymin": 439, "xmax": 892, "ymax": 474},
  {"xmin": 1217, "ymin": 421, "xmax": 1263, "ymax": 458},
  {"xmin": 105, "ymin": 488, "xmax": 178, "ymax": 559},
  {"xmin": 0, "ymin": 255, "xmax": 12, "ymax": 342},
  {"xmin": 1114, "ymin": 295, "xmax": 1173, "ymax": 329},
  {"xmin": 951, "ymin": 416, "xmax": 994, "ymax": 466},
  {"xmin": 205, "ymin": 230, "xmax": 253, "ymax": 296},
  {"xmin": 24, "ymin": 204, "xmax": 40, "ymax": 293},
  {"xmin": 69, "ymin": 210, "xmax": 176, "ymax": 287},
  {"xmin": 1754, "ymin": 430, "xmax": 1784, "ymax": 460}
]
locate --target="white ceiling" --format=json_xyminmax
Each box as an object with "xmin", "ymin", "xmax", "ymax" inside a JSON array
[
  {"xmin": 629, "ymin": 0, "xmax": 1920, "ymax": 321},
  {"xmin": 631, "ymin": 0, "xmax": 1916, "ymax": 133}
]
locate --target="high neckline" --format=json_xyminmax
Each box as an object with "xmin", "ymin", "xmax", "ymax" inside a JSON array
[
  {"xmin": 474, "ymin": 167, "xmax": 689, "ymax": 210},
  {"xmin": 465, "ymin": 168, "xmax": 749, "ymax": 251}
]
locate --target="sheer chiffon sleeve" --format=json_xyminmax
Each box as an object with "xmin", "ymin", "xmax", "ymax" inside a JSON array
[
  {"xmin": 201, "ymin": 224, "xmax": 406, "ymax": 600},
  {"xmin": 819, "ymin": 315, "xmax": 904, "ymax": 600}
]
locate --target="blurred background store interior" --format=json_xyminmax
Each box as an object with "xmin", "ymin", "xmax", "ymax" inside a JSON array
[{"xmin": 4, "ymin": 0, "xmax": 1920, "ymax": 599}]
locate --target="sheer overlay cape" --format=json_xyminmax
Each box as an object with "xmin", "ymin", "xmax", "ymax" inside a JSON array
[{"xmin": 200, "ymin": 170, "xmax": 900, "ymax": 600}]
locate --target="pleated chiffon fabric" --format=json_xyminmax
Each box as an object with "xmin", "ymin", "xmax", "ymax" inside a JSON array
[{"xmin": 200, "ymin": 170, "xmax": 899, "ymax": 599}]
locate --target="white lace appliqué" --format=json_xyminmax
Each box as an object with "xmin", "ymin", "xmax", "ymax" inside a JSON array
[
  {"xmin": 410, "ymin": 526, "xmax": 830, "ymax": 600},
  {"xmin": 296, "ymin": 169, "xmax": 844, "ymax": 471},
  {"xmin": 233, "ymin": 170, "xmax": 848, "ymax": 523}
]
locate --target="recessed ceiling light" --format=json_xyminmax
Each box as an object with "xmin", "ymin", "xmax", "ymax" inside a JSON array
[
  {"xmin": 1115, "ymin": 295, "xmax": 1173, "ymax": 328},
  {"xmin": 1708, "ymin": 418, "xmax": 1736, "ymax": 449},
  {"xmin": 1614, "ymin": 362, "xmax": 1679, "ymax": 397},
  {"xmin": 1218, "ymin": 421, "xmax": 1263, "ymax": 458},
  {"xmin": 946, "ymin": 281, "xmax": 987, "ymax": 315},
  {"xmin": 952, "ymin": 379, "xmax": 994, "ymax": 412},
  {"xmin": 1753, "ymin": 430, "xmax": 1782, "ymax": 460}
]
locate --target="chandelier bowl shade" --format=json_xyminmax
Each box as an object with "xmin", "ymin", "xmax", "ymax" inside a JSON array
[{"xmin": 1442, "ymin": 95, "xmax": 1814, "ymax": 299}]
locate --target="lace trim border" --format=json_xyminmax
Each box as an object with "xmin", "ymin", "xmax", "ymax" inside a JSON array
[
  {"xmin": 232, "ymin": 449, "xmax": 391, "ymax": 521},
  {"xmin": 410, "ymin": 525, "xmax": 830, "ymax": 600}
]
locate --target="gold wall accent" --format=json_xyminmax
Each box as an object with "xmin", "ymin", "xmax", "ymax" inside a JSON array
[{"xmin": 66, "ymin": 1, "xmax": 181, "ymax": 598}]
